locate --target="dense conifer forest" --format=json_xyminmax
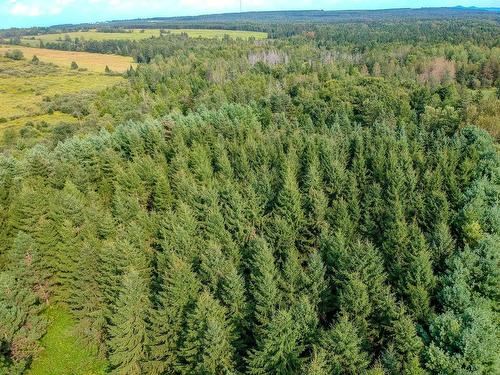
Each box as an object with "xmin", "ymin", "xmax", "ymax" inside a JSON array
[{"xmin": 0, "ymin": 8, "xmax": 499, "ymax": 375}]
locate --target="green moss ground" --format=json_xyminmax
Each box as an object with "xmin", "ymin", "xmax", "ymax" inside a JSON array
[{"xmin": 27, "ymin": 307, "xmax": 108, "ymax": 375}]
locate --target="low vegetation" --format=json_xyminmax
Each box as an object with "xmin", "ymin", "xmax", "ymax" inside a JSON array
[
  {"xmin": 0, "ymin": 56, "xmax": 125, "ymax": 147},
  {"xmin": 0, "ymin": 45, "xmax": 135, "ymax": 72},
  {"xmin": 4, "ymin": 49, "xmax": 24, "ymax": 60},
  {"xmin": 27, "ymin": 307, "xmax": 107, "ymax": 375},
  {"xmin": 21, "ymin": 28, "xmax": 267, "ymax": 46}
]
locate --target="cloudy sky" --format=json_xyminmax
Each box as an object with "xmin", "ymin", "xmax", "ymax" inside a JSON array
[{"xmin": 1, "ymin": 0, "xmax": 498, "ymax": 28}]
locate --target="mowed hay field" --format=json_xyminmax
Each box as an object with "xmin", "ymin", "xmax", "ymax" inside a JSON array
[
  {"xmin": 0, "ymin": 56, "xmax": 124, "ymax": 141},
  {"xmin": 0, "ymin": 45, "xmax": 135, "ymax": 73},
  {"xmin": 22, "ymin": 28, "xmax": 267, "ymax": 44}
]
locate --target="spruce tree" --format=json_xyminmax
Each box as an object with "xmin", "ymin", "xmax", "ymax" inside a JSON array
[
  {"xmin": 147, "ymin": 254, "xmax": 201, "ymax": 374},
  {"xmin": 274, "ymin": 154, "xmax": 304, "ymax": 229},
  {"xmin": 152, "ymin": 170, "xmax": 172, "ymax": 212},
  {"xmin": 109, "ymin": 268, "xmax": 150, "ymax": 375},
  {"xmin": 301, "ymin": 348, "xmax": 330, "ymax": 375},
  {"xmin": 180, "ymin": 291, "xmax": 236, "ymax": 374},
  {"xmin": 248, "ymin": 236, "xmax": 280, "ymax": 329},
  {"xmin": 247, "ymin": 309, "xmax": 302, "ymax": 375},
  {"xmin": 69, "ymin": 240, "xmax": 107, "ymax": 351},
  {"xmin": 403, "ymin": 223, "xmax": 436, "ymax": 321},
  {"xmin": 338, "ymin": 272, "xmax": 371, "ymax": 342},
  {"xmin": 382, "ymin": 308, "xmax": 425, "ymax": 375},
  {"xmin": 320, "ymin": 314, "xmax": 369, "ymax": 375},
  {"xmin": 221, "ymin": 262, "xmax": 249, "ymax": 355},
  {"xmin": 304, "ymin": 250, "xmax": 327, "ymax": 311}
]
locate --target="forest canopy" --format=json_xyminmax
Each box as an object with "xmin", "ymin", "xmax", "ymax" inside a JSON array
[{"xmin": 0, "ymin": 8, "xmax": 499, "ymax": 375}]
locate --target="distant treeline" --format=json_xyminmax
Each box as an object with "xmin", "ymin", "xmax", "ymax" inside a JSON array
[{"xmin": 2, "ymin": 7, "xmax": 500, "ymax": 42}]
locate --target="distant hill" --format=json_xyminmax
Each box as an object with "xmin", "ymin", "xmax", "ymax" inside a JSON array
[
  {"xmin": 453, "ymin": 6, "xmax": 500, "ymax": 12},
  {"xmin": 51, "ymin": 7, "xmax": 499, "ymax": 29}
]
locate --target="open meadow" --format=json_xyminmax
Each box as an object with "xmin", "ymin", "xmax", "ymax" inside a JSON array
[
  {"xmin": 0, "ymin": 45, "xmax": 135, "ymax": 72},
  {"xmin": 0, "ymin": 54, "xmax": 124, "ymax": 144},
  {"xmin": 21, "ymin": 28, "xmax": 267, "ymax": 46}
]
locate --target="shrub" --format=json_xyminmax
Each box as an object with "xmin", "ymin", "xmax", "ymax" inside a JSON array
[{"xmin": 5, "ymin": 49, "xmax": 24, "ymax": 60}]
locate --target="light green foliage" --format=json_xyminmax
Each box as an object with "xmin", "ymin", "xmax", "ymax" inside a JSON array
[
  {"xmin": 22, "ymin": 29, "xmax": 267, "ymax": 44},
  {"xmin": 320, "ymin": 314, "xmax": 370, "ymax": 375},
  {"xmin": 301, "ymin": 348, "xmax": 330, "ymax": 375},
  {"xmin": 27, "ymin": 307, "xmax": 107, "ymax": 375},
  {"xmin": 180, "ymin": 291, "xmax": 236, "ymax": 374}
]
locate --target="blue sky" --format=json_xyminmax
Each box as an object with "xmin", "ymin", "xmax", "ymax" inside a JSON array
[{"xmin": 0, "ymin": 0, "xmax": 498, "ymax": 28}]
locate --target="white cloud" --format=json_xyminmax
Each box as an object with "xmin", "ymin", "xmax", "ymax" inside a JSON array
[
  {"xmin": 9, "ymin": 0, "xmax": 74, "ymax": 17},
  {"xmin": 10, "ymin": 3, "xmax": 42, "ymax": 16},
  {"xmin": 49, "ymin": 6, "xmax": 63, "ymax": 15}
]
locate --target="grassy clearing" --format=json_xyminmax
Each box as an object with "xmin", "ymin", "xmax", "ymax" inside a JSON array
[
  {"xmin": 0, "ymin": 56, "xmax": 123, "ymax": 141},
  {"xmin": 0, "ymin": 45, "xmax": 135, "ymax": 72},
  {"xmin": 22, "ymin": 28, "xmax": 267, "ymax": 44},
  {"xmin": 0, "ymin": 72, "xmax": 121, "ymax": 119},
  {"xmin": 1, "ymin": 112, "xmax": 77, "ymax": 130},
  {"xmin": 27, "ymin": 307, "xmax": 107, "ymax": 375},
  {"xmin": 164, "ymin": 28, "xmax": 267, "ymax": 39}
]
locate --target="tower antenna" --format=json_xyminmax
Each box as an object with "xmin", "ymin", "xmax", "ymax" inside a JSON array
[{"xmin": 240, "ymin": 0, "xmax": 242, "ymax": 12}]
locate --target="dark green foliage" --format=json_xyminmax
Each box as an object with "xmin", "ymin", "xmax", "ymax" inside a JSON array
[
  {"xmin": 1, "ymin": 103, "xmax": 498, "ymax": 374},
  {"xmin": 0, "ymin": 13, "xmax": 499, "ymax": 375},
  {"xmin": 247, "ymin": 309, "xmax": 302, "ymax": 375},
  {"xmin": 147, "ymin": 254, "xmax": 201, "ymax": 374},
  {"xmin": 0, "ymin": 232, "xmax": 48, "ymax": 373},
  {"xmin": 248, "ymin": 236, "xmax": 280, "ymax": 329},
  {"xmin": 320, "ymin": 314, "xmax": 370, "ymax": 374},
  {"xmin": 108, "ymin": 268, "xmax": 149, "ymax": 374}
]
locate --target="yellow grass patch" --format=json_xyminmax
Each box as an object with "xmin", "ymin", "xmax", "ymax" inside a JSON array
[
  {"xmin": 22, "ymin": 28, "xmax": 267, "ymax": 44},
  {"xmin": 0, "ymin": 45, "xmax": 135, "ymax": 73},
  {"xmin": 0, "ymin": 57, "xmax": 124, "ymax": 141},
  {"xmin": 1, "ymin": 112, "xmax": 77, "ymax": 130},
  {"xmin": 0, "ymin": 70, "xmax": 122, "ymax": 120},
  {"xmin": 168, "ymin": 28, "xmax": 268, "ymax": 39}
]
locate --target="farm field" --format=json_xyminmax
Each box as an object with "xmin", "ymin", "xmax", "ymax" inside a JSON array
[
  {"xmin": 0, "ymin": 45, "xmax": 135, "ymax": 72},
  {"xmin": 21, "ymin": 28, "xmax": 267, "ymax": 45},
  {"xmin": 0, "ymin": 55, "xmax": 124, "ymax": 143}
]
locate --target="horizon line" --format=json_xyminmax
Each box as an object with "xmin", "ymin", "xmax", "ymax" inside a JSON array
[{"xmin": 3, "ymin": 5, "xmax": 499, "ymax": 30}]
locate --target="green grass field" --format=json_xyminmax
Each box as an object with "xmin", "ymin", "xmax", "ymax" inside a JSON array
[
  {"xmin": 21, "ymin": 28, "xmax": 267, "ymax": 45},
  {"xmin": 0, "ymin": 56, "xmax": 124, "ymax": 142},
  {"xmin": 27, "ymin": 307, "xmax": 107, "ymax": 375},
  {"xmin": 0, "ymin": 45, "xmax": 135, "ymax": 72}
]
